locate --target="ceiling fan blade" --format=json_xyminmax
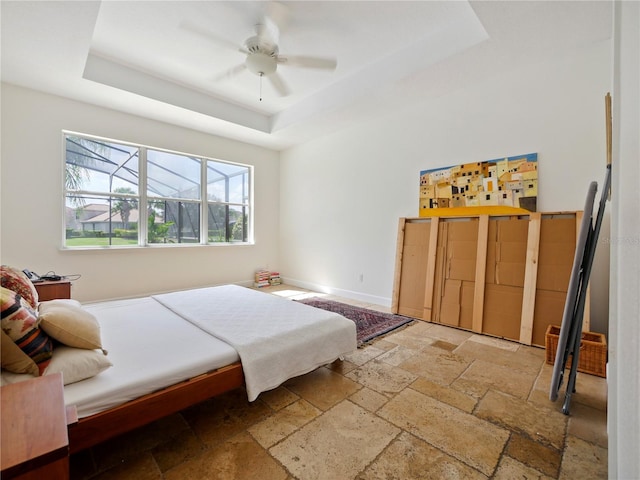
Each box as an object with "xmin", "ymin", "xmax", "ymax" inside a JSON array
[
  {"xmin": 268, "ymin": 72, "xmax": 291, "ymax": 97},
  {"xmin": 227, "ymin": 1, "xmax": 289, "ymax": 32},
  {"xmin": 251, "ymin": 1, "xmax": 290, "ymax": 42},
  {"xmin": 213, "ymin": 63, "xmax": 247, "ymax": 82},
  {"xmin": 278, "ymin": 55, "xmax": 337, "ymax": 71},
  {"xmin": 264, "ymin": 2, "xmax": 290, "ymax": 32},
  {"xmin": 255, "ymin": 21, "xmax": 279, "ymax": 46}
]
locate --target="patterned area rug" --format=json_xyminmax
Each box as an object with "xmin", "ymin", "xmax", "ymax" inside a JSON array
[{"xmin": 296, "ymin": 298, "xmax": 414, "ymax": 346}]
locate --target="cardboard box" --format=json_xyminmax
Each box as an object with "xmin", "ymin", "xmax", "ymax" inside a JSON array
[
  {"xmin": 537, "ymin": 218, "xmax": 576, "ymax": 292},
  {"xmin": 393, "ymin": 213, "xmax": 583, "ymax": 348},
  {"xmin": 495, "ymin": 261, "xmax": 526, "ymax": 287},
  {"xmin": 532, "ymin": 289, "xmax": 567, "ymax": 346},
  {"xmin": 459, "ymin": 281, "xmax": 475, "ymax": 331},
  {"xmin": 482, "ymin": 284, "xmax": 523, "ymax": 341},
  {"xmin": 439, "ymin": 279, "xmax": 461, "ymax": 326},
  {"xmin": 437, "ymin": 220, "xmax": 479, "ymax": 326},
  {"xmin": 446, "ymin": 226, "xmax": 478, "ymax": 282},
  {"xmin": 485, "ymin": 218, "xmax": 528, "ymax": 287},
  {"xmin": 397, "ymin": 222, "xmax": 431, "ymax": 319}
]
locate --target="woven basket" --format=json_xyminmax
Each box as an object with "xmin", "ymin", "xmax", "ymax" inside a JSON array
[{"xmin": 545, "ymin": 325, "xmax": 607, "ymax": 378}]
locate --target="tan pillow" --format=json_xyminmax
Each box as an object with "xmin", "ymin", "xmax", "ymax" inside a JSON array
[
  {"xmin": 38, "ymin": 300, "xmax": 103, "ymax": 350},
  {"xmin": 44, "ymin": 346, "xmax": 112, "ymax": 385},
  {"xmin": 1, "ymin": 330, "xmax": 39, "ymax": 376}
]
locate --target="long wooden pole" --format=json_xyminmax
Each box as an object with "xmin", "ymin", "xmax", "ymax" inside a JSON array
[
  {"xmin": 606, "ymin": 92, "xmax": 612, "ymax": 199},
  {"xmin": 606, "ymin": 92, "xmax": 612, "ymax": 166}
]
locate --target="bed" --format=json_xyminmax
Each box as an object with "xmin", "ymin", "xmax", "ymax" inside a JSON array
[{"xmin": 1, "ymin": 283, "xmax": 357, "ymax": 453}]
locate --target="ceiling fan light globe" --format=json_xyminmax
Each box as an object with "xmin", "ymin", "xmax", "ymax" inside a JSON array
[{"xmin": 246, "ymin": 53, "xmax": 277, "ymax": 76}]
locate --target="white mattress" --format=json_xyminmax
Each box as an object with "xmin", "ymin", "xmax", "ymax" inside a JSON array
[
  {"xmin": 66, "ymin": 296, "xmax": 239, "ymax": 418},
  {"xmin": 154, "ymin": 285, "xmax": 357, "ymax": 401},
  {"xmin": 1, "ymin": 285, "xmax": 356, "ymax": 417}
]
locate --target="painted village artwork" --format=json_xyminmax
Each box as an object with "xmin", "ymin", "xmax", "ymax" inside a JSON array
[{"xmin": 419, "ymin": 153, "xmax": 538, "ymax": 213}]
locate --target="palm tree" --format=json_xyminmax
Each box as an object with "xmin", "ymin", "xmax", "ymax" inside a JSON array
[
  {"xmin": 65, "ymin": 164, "xmax": 87, "ymax": 191},
  {"xmin": 112, "ymin": 187, "xmax": 137, "ymax": 229},
  {"xmin": 65, "ymin": 164, "xmax": 89, "ymax": 207},
  {"xmin": 65, "ymin": 136, "xmax": 107, "ymax": 206}
]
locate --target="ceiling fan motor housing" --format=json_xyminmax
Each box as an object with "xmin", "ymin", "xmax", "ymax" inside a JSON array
[
  {"xmin": 244, "ymin": 36, "xmax": 278, "ymax": 76},
  {"xmin": 245, "ymin": 52, "xmax": 277, "ymax": 76},
  {"xmin": 245, "ymin": 34, "xmax": 277, "ymax": 54}
]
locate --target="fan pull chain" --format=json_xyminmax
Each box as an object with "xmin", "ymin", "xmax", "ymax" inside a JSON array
[{"xmin": 259, "ymin": 72, "xmax": 263, "ymax": 102}]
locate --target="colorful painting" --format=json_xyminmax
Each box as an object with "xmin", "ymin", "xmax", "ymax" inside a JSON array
[{"xmin": 419, "ymin": 153, "xmax": 538, "ymax": 213}]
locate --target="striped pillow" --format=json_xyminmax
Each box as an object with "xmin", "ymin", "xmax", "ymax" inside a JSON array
[{"xmin": 1, "ymin": 286, "xmax": 52, "ymax": 375}]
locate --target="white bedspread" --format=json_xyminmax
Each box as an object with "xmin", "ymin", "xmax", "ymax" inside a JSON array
[
  {"xmin": 153, "ymin": 285, "xmax": 357, "ymax": 401},
  {"xmin": 65, "ymin": 297, "xmax": 239, "ymax": 418}
]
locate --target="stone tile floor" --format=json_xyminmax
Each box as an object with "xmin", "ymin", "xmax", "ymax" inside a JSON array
[{"xmin": 70, "ymin": 285, "xmax": 607, "ymax": 479}]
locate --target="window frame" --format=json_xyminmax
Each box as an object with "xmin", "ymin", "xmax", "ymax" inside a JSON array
[{"xmin": 62, "ymin": 131, "xmax": 253, "ymax": 249}]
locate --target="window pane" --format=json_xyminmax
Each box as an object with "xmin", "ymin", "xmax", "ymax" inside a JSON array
[
  {"xmin": 65, "ymin": 136, "xmax": 139, "ymax": 194},
  {"xmin": 229, "ymin": 204, "xmax": 248, "ymax": 242},
  {"xmin": 147, "ymin": 150, "xmax": 201, "ymax": 200},
  {"xmin": 208, "ymin": 203, "xmax": 248, "ymax": 243},
  {"xmin": 64, "ymin": 195, "xmax": 139, "ymax": 247},
  {"xmin": 64, "ymin": 134, "xmax": 251, "ymax": 248},
  {"xmin": 148, "ymin": 200, "xmax": 200, "ymax": 244},
  {"xmin": 207, "ymin": 161, "xmax": 249, "ymax": 204}
]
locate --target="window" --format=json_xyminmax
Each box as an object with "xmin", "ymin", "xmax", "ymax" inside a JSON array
[{"xmin": 64, "ymin": 133, "xmax": 252, "ymax": 248}]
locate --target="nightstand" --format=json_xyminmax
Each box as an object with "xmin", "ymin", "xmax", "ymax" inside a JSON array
[
  {"xmin": 1, "ymin": 373, "xmax": 76, "ymax": 479},
  {"xmin": 34, "ymin": 280, "xmax": 71, "ymax": 301}
]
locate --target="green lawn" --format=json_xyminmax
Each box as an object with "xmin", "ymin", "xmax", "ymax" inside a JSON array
[{"xmin": 65, "ymin": 237, "xmax": 138, "ymax": 247}]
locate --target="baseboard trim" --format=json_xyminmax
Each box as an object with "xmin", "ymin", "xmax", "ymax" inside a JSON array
[{"xmin": 281, "ymin": 277, "xmax": 391, "ymax": 308}]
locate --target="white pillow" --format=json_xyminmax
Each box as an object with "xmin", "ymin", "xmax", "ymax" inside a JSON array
[
  {"xmin": 1, "ymin": 369, "xmax": 34, "ymax": 385},
  {"xmin": 44, "ymin": 346, "xmax": 112, "ymax": 385}
]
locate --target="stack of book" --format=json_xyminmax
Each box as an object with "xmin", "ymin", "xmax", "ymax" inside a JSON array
[
  {"xmin": 254, "ymin": 269, "xmax": 271, "ymax": 288},
  {"xmin": 269, "ymin": 271, "xmax": 282, "ymax": 286}
]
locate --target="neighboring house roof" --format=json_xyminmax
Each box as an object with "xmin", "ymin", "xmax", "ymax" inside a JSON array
[
  {"xmin": 81, "ymin": 208, "xmax": 142, "ymax": 224},
  {"xmin": 80, "ymin": 203, "xmax": 109, "ymax": 212}
]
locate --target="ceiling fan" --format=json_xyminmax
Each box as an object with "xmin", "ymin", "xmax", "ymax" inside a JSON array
[{"xmin": 187, "ymin": 4, "xmax": 337, "ymax": 99}]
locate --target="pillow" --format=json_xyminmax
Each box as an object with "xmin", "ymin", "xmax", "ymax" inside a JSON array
[
  {"xmin": 1, "ymin": 330, "xmax": 39, "ymax": 376},
  {"xmin": 38, "ymin": 300, "xmax": 104, "ymax": 351},
  {"xmin": 1, "ymin": 265, "xmax": 38, "ymax": 309},
  {"xmin": 1, "ymin": 369, "xmax": 35, "ymax": 385},
  {"xmin": 1, "ymin": 286, "xmax": 53, "ymax": 375},
  {"xmin": 40, "ymin": 298, "xmax": 82, "ymax": 308},
  {"xmin": 43, "ymin": 346, "xmax": 112, "ymax": 385}
]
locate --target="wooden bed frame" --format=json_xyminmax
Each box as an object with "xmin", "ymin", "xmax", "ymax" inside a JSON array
[{"xmin": 67, "ymin": 362, "xmax": 244, "ymax": 454}]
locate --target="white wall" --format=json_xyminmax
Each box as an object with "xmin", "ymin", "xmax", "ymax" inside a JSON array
[
  {"xmin": 280, "ymin": 39, "xmax": 612, "ymax": 332},
  {"xmin": 609, "ymin": 1, "xmax": 640, "ymax": 477},
  {"xmin": 0, "ymin": 84, "xmax": 280, "ymax": 302}
]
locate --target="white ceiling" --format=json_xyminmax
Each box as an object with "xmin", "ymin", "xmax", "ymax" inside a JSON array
[{"xmin": 1, "ymin": 1, "xmax": 612, "ymax": 151}]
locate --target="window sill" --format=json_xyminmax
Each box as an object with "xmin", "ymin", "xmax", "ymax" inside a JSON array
[{"xmin": 60, "ymin": 242, "xmax": 255, "ymax": 252}]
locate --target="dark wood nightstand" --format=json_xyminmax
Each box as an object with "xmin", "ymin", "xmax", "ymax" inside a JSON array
[
  {"xmin": 34, "ymin": 280, "xmax": 71, "ymax": 301},
  {"xmin": 1, "ymin": 373, "xmax": 76, "ymax": 479}
]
